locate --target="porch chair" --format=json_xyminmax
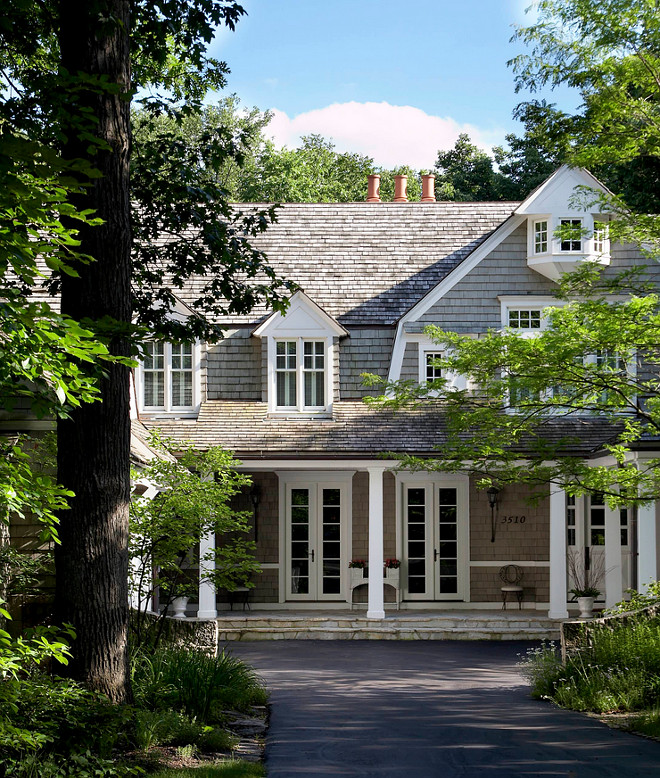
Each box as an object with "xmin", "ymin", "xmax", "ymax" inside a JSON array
[{"xmin": 499, "ymin": 565, "xmax": 524, "ymax": 610}]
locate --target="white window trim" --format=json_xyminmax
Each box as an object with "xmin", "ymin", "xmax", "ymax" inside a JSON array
[
  {"xmin": 499, "ymin": 296, "xmax": 561, "ymax": 337},
  {"xmin": 267, "ymin": 336, "xmax": 335, "ymax": 416},
  {"xmin": 135, "ymin": 341, "xmax": 201, "ymax": 418},
  {"xmin": 533, "ymin": 218, "xmax": 550, "ymax": 255}
]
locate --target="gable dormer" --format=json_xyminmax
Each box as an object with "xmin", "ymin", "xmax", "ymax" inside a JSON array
[
  {"xmin": 516, "ymin": 165, "xmax": 612, "ymax": 282},
  {"xmin": 253, "ymin": 291, "xmax": 347, "ymax": 416}
]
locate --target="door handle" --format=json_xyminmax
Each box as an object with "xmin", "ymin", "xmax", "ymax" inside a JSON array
[
  {"xmin": 434, "ymin": 549, "xmax": 438, "ymax": 562},
  {"xmin": 311, "ymin": 549, "xmax": 315, "ymax": 562}
]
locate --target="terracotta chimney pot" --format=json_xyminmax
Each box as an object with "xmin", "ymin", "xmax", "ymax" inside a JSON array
[
  {"xmin": 421, "ymin": 174, "xmax": 436, "ymax": 203},
  {"xmin": 367, "ymin": 174, "xmax": 381, "ymax": 202},
  {"xmin": 394, "ymin": 175, "xmax": 408, "ymax": 202}
]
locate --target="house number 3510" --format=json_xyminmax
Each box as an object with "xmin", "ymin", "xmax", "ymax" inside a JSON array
[{"xmin": 501, "ymin": 515, "xmax": 526, "ymax": 524}]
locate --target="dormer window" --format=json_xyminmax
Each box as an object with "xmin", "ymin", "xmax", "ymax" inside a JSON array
[
  {"xmin": 276, "ymin": 339, "xmax": 326, "ymax": 410},
  {"xmin": 533, "ymin": 220, "xmax": 548, "ymax": 254},
  {"xmin": 254, "ymin": 290, "xmax": 347, "ymax": 416},
  {"xmin": 136, "ymin": 341, "xmax": 200, "ymax": 416},
  {"xmin": 559, "ymin": 218, "xmax": 583, "ymax": 252}
]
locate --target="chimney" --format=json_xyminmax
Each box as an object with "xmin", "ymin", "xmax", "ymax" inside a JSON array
[
  {"xmin": 367, "ymin": 174, "xmax": 381, "ymax": 202},
  {"xmin": 421, "ymin": 174, "xmax": 436, "ymax": 203},
  {"xmin": 394, "ymin": 175, "xmax": 408, "ymax": 202}
]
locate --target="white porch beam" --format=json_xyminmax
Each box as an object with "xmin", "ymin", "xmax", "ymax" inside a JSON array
[
  {"xmin": 638, "ymin": 501, "xmax": 657, "ymax": 594},
  {"xmin": 604, "ymin": 501, "xmax": 623, "ymax": 609},
  {"xmin": 198, "ymin": 528, "xmax": 218, "ymax": 619},
  {"xmin": 367, "ymin": 466, "xmax": 386, "ymax": 619},
  {"xmin": 548, "ymin": 486, "xmax": 569, "ymax": 619}
]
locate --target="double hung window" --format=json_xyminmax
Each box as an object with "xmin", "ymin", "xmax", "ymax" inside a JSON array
[
  {"xmin": 275, "ymin": 339, "xmax": 326, "ymax": 411},
  {"xmin": 140, "ymin": 342, "xmax": 196, "ymax": 413}
]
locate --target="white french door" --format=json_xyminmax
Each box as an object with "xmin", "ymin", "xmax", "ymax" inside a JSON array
[
  {"xmin": 284, "ymin": 478, "xmax": 350, "ymax": 601},
  {"xmin": 567, "ymin": 493, "xmax": 631, "ymax": 601},
  {"xmin": 401, "ymin": 476, "xmax": 469, "ymax": 601}
]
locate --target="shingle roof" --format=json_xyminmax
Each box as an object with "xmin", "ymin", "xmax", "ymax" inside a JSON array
[
  {"xmin": 178, "ymin": 202, "xmax": 518, "ymax": 326},
  {"xmin": 142, "ymin": 400, "xmax": 621, "ymax": 460}
]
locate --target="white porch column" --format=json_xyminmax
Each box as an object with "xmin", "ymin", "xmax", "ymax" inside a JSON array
[
  {"xmin": 548, "ymin": 486, "xmax": 569, "ymax": 619},
  {"xmin": 367, "ymin": 466, "xmax": 386, "ymax": 619},
  {"xmin": 198, "ymin": 529, "xmax": 218, "ymax": 619},
  {"xmin": 638, "ymin": 501, "xmax": 657, "ymax": 595},
  {"xmin": 604, "ymin": 501, "xmax": 623, "ymax": 609}
]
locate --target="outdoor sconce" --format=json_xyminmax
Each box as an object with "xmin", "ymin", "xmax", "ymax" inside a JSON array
[
  {"xmin": 249, "ymin": 485, "xmax": 261, "ymax": 542},
  {"xmin": 487, "ymin": 486, "xmax": 500, "ymax": 543}
]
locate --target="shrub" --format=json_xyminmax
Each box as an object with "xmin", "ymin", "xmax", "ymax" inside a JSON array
[
  {"xmin": 520, "ymin": 617, "xmax": 660, "ymax": 713},
  {"xmin": 131, "ymin": 647, "xmax": 267, "ymax": 721}
]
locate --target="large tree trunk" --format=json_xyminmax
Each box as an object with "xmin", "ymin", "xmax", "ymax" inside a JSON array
[{"xmin": 55, "ymin": 0, "xmax": 132, "ymax": 703}]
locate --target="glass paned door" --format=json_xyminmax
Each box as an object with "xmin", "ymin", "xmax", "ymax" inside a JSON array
[
  {"xmin": 437, "ymin": 488, "xmax": 458, "ymax": 596},
  {"xmin": 286, "ymin": 483, "xmax": 345, "ymax": 600},
  {"xmin": 403, "ymin": 480, "xmax": 466, "ymax": 601}
]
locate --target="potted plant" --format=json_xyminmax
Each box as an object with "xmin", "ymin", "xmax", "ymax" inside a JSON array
[
  {"xmin": 349, "ymin": 559, "xmax": 368, "ymax": 583},
  {"xmin": 384, "ymin": 558, "xmax": 400, "ymax": 580},
  {"xmin": 568, "ymin": 550, "xmax": 604, "ymax": 619}
]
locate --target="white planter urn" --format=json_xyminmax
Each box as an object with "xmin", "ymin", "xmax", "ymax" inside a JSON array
[
  {"xmin": 171, "ymin": 596, "xmax": 189, "ymax": 619},
  {"xmin": 577, "ymin": 596, "xmax": 595, "ymax": 619}
]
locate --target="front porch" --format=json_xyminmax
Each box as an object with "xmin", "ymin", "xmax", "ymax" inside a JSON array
[{"xmin": 215, "ymin": 608, "xmax": 562, "ymax": 642}]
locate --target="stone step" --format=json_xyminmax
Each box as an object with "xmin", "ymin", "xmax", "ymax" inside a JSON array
[
  {"xmin": 217, "ymin": 625, "xmax": 560, "ymax": 642},
  {"xmin": 217, "ymin": 618, "xmax": 558, "ymax": 631}
]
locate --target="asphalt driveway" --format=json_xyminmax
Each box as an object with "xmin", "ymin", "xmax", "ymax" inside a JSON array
[{"xmin": 228, "ymin": 640, "xmax": 660, "ymax": 777}]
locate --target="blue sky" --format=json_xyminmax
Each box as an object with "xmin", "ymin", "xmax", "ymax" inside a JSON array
[{"xmin": 209, "ymin": 1, "xmax": 577, "ymax": 168}]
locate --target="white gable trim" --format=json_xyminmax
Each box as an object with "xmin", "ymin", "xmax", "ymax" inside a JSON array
[
  {"xmin": 514, "ymin": 164, "xmax": 612, "ymax": 216},
  {"xmin": 253, "ymin": 290, "xmax": 347, "ymax": 338}
]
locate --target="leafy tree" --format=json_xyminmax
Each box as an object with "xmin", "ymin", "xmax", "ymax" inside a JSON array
[
  {"xmin": 366, "ymin": 0, "xmax": 660, "ymax": 507},
  {"xmin": 433, "ymin": 134, "xmax": 501, "ymax": 201},
  {"xmin": 130, "ymin": 437, "xmax": 256, "ymax": 650},
  {"xmin": 237, "ymin": 134, "xmax": 377, "ymax": 202},
  {"xmin": 1, "ymin": 0, "xmax": 294, "ymax": 702},
  {"xmin": 132, "ymin": 95, "xmax": 272, "ymax": 200}
]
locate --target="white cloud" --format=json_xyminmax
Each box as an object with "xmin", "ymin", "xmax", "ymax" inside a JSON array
[{"xmin": 264, "ymin": 101, "xmax": 506, "ymax": 169}]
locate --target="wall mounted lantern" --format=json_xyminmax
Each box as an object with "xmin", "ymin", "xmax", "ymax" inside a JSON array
[
  {"xmin": 250, "ymin": 485, "xmax": 261, "ymax": 543},
  {"xmin": 487, "ymin": 487, "xmax": 500, "ymax": 543}
]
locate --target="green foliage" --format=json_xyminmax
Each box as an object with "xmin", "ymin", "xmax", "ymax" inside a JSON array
[
  {"xmin": 434, "ymin": 134, "xmax": 504, "ymax": 201},
  {"xmin": 131, "ymin": 647, "xmax": 267, "ymax": 720},
  {"xmin": 236, "ymin": 134, "xmax": 376, "ymax": 203},
  {"xmin": 365, "ymin": 264, "xmax": 660, "ymax": 505},
  {"xmin": 0, "ymin": 674, "xmax": 139, "ymax": 776},
  {"xmin": 520, "ymin": 616, "xmax": 660, "ymax": 712},
  {"xmin": 129, "ymin": 435, "xmax": 257, "ymax": 648},
  {"xmin": 606, "ymin": 581, "xmax": 660, "ymax": 615},
  {"xmin": 508, "ymin": 0, "xmax": 660, "ymax": 211},
  {"xmin": 151, "ymin": 763, "xmax": 265, "ymax": 778}
]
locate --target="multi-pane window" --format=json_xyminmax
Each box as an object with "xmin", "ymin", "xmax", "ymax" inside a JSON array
[
  {"xmin": 508, "ymin": 309, "xmax": 541, "ymax": 329},
  {"xmin": 275, "ymin": 339, "xmax": 326, "ymax": 411},
  {"xmin": 534, "ymin": 220, "xmax": 548, "ymax": 253},
  {"xmin": 425, "ymin": 352, "xmax": 443, "ymax": 383},
  {"xmin": 559, "ymin": 218, "xmax": 583, "ymax": 252},
  {"xmin": 589, "ymin": 493, "xmax": 606, "ymax": 546},
  {"xmin": 303, "ymin": 341, "xmax": 325, "ymax": 407},
  {"xmin": 143, "ymin": 343, "xmax": 165, "ymax": 408},
  {"xmin": 566, "ymin": 494, "xmax": 576, "ymax": 547},
  {"xmin": 276, "ymin": 341, "xmax": 297, "ymax": 407},
  {"xmin": 593, "ymin": 221, "xmax": 608, "ymax": 254},
  {"xmin": 142, "ymin": 342, "xmax": 194, "ymax": 411}
]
